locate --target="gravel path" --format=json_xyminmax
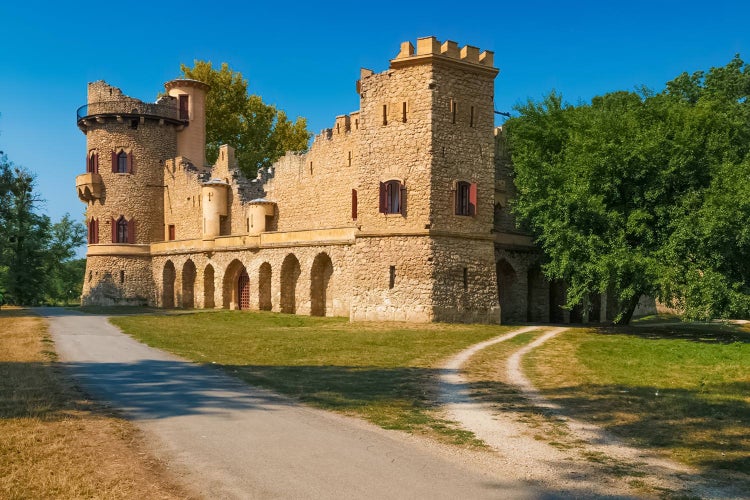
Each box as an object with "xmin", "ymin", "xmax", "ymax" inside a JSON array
[{"xmin": 439, "ymin": 325, "xmax": 742, "ymax": 499}]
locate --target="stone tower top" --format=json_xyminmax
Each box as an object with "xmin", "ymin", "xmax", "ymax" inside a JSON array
[
  {"xmin": 165, "ymin": 79, "xmax": 210, "ymax": 167},
  {"xmin": 390, "ymin": 36, "xmax": 497, "ymax": 74}
]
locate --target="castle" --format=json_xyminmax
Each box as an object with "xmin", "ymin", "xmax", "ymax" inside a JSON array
[{"xmin": 75, "ymin": 36, "xmax": 579, "ymax": 324}]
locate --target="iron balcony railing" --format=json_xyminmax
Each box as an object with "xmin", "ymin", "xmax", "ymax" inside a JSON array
[{"xmin": 77, "ymin": 101, "xmax": 184, "ymax": 123}]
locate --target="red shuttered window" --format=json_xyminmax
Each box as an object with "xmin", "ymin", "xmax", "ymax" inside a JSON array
[
  {"xmin": 455, "ymin": 181, "xmax": 477, "ymax": 216},
  {"xmin": 379, "ymin": 180, "xmax": 405, "ymax": 215}
]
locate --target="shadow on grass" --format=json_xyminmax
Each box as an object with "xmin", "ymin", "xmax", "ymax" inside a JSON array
[
  {"xmin": 466, "ymin": 374, "xmax": 750, "ymax": 474},
  {"xmin": 609, "ymin": 322, "xmax": 750, "ymax": 344}
]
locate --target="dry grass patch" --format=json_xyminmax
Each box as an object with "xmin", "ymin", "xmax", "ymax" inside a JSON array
[
  {"xmin": 0, "ymin": 308, "xmax": 186, "ymax": 499},
  {"xmin": 524, "ymin": 324, "xmax": 750, "ymax": 485}
]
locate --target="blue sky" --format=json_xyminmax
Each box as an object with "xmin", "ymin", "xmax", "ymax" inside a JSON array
[{"xmin": 0, "ymin": 0, "xmax": 747, "ymax": 241}]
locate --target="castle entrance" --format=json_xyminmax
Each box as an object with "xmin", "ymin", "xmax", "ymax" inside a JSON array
[{"xmin": 238, "ymin": 270, "xmax": 250, "ymax": 310}]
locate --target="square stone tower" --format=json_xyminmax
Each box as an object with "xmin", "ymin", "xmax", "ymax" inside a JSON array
[{"xmin": 350, "ymin": 37, "xmax": 500, "ymax": 322}]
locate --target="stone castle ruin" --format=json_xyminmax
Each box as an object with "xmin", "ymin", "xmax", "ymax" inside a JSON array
[{"xmin": 76, "ymin": 36, "xmax": 598, "ymax": 323}]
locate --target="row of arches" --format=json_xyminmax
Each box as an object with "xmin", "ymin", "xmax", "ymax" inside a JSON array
[{"xmin": 161, "ymin": 252, "xmax": 334, "ymax": 316}]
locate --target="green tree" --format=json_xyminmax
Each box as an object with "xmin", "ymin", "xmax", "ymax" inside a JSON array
[
  {"xmin": 1, "ymin": 164, "xmax": 51, "ymax": 305},
  {"xmin": 44, "ymin": 214, "xmax": 86, "ymax": 305},
  {"xmin": 178, "ymin": 61, "xmax": 311, "ymax": 177},
  {"xmin": 0, "ymin": 151, "xmax": 86, "ymax": 306},
  {"xmin": 506, "ymin": 56, "xmax": 750, "ymax": 323}
]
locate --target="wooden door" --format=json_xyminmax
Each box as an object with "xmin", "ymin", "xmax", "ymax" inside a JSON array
[{"xmin": 238, "ymin": 270, "xmax": 250, "ymax": 310}]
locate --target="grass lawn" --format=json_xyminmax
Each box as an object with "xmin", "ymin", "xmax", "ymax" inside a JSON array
[
  {"xmin": 0, "ymin": 308, "xmax": 183, "ymax": 499},
  {"xmin": 112, "ymin": 310, "xmax": 513, "ymax": 445},
  {"xmin": 524, "ymin": 322, "xmax": 750, "ymax": 477}
]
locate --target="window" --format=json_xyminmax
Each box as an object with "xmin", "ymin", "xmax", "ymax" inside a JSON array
[
  {"xmin": 389, "ymin": 265, "xmax": 396, "ymax": 289},
  {"xmin": 120, "ymin": 270, "xmax": 125, "ymax": 283},
  {"xmin": 112, "ymin": 216, "xmax": 135, "ymax": 244},
  {"xmin": 87, "ymin": 218, "xmax": 99, "ymax": 244},
  {"xmin": 179, "ymin": 94, "xmax": 189, "ymax": 120},
  {"xmin": 470, "ymin": 106, "xmax": 475, "ymax": 127},
  {"xmin": 451, "ymin": 99, "xmax": 457, "ymax": 124},
  {"xmin": 454, "ymin": 181, "xmax": 477, "ymax": 216},
  {"xmin": 168, "ymin": 224, "xmax": 175, "ymax": 241},
  {"xmin": 117, "ymin": 151, "xmax": 128, "ymax": 173},
  {"xmin": 402, "ymin": 102, "xmax": 407, "ymax": 122},
  {"xmin": 87, "ymin": 151, "xmax": 99, "ymax": 173},
  {"xmin": 382, "ymin": 104, "xmax": 388, "ymax": 125},
  {"xmin": 112, "ymin": 150, "xmax": 133, "ymax": 174},
  {"xmin": 379, "ymin": 180, "xmax": 405, "ymax": 215},
  {"xmin": 351, "ymin": 189, "xmax": 358, "ymax": 220},
  {"xmin": 463, "ymin": 267, "xmax": 468, "ymax": 290}
]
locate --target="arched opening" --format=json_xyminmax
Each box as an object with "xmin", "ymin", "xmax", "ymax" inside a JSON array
[
  {"xmin": 496, "ymin": 259, "xmax": 517, "ymax": 323},
  {"xmin": 527, "ymin": 265, "xmax": 547, "ymax": 322},
  {"xmin": 204, "ymin": 264, "xmax": 215, "ymax": 309},
  {"xmin": 222, "ymin": 259, "xmax": 247, "ymax": 309},
  {"xmin": 280, "ymin": 254, "xmax": 301, "ymax": 314},
  {"xmin": 310, "ymin": 253, "xmax": 334, "ymax": 316},
  {"xmin": 162, "ymin": 261, "xmax": 176, "ymax": 308},
  {"xmin": 258, "ymin": 262, "xmax": 272, "ymax": 311},
  {"xmin": 181, "ymin": 260, "xmax": 196, "ymax": 308}
]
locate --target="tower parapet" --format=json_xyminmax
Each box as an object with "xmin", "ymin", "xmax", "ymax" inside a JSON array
[
  {"xmin": 77, "ymin": 81, "xmax": 183, "ymax": 132},
  {"xmin": 391, "ymin": 36, "xmax": 496, "ymax": 73}
]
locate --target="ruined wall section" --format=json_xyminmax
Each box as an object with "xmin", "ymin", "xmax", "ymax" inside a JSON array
[
  {"xmin": 265, "ymin": 114, "xmax": 361, "ymax": 232},
  {"xmin": 163, "ymin": 157, "xmax": 207, "ymax": 241}
]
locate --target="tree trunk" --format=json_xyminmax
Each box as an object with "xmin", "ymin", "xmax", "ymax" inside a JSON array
[{"xmin": 613, "ymin": 294, "xmax": 641, "ymax": 326}]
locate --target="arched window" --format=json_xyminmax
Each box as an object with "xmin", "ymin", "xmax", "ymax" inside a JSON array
[
  {"xmin": 379, "ymin": 180, "xmax": 405, "ymax": 215},
  {"xmin": 87, "ymin": 151, "xmax": 98, "ymax": 173},
  {"xmin": 111, "ymin": 149, "xmax": 133, "ymax": 174},
  {"xmin": 112, "ymin": 216, "xmax": 135, "ymax": 244},
  {"xmin": 117, "ymin": 151, "xmax": 128, "ymax": 173},
  {"xmin": 116, "ymin": 216, "xmax": 128, "ymax": 243},
  {"xmin": 87, "ymin": 218, "xmax": 99, "ymax": 244}
]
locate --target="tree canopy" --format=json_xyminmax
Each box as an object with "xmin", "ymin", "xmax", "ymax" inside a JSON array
[
  {"xmin": 505, "ymin": 56, "xmax": 750, "ymax": 323},
  {"xmin": 178, "ymin": 61, "xmax": 311, "ymax": 177}
]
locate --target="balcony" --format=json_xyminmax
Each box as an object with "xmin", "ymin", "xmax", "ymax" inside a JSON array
[
  {"xmin": 76, "ymin": 100, "xmax": 186, "ymax": 131},
  {"xmin": 76, "ymin": 172, "xmax": 103, "ymax": 201}
]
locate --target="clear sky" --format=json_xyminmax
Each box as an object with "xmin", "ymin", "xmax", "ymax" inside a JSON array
[{"xmin": 0, "ymin": 0, "xmax": 747, "ymax": 244}]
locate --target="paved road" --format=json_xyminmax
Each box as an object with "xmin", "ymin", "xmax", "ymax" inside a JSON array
[{"xmin": 40, "ymin": 308, "xmax": 543, "ymax": 499}]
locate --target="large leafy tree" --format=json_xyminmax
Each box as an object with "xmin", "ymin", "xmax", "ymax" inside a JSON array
[
  {"xmin": 178, "ymin": 61, "xmax": 310, "ymax": 177},
  {"xmin": 506, "ymin": 56, "xmax": 750, "ymax": 323}
]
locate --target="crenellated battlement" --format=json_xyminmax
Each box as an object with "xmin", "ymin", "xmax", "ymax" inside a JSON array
[
  {"xmin": 309, "ymin": 111, "xmax": 361, "ymax": 148},
  {"xmin": 391, "ymin": 36, "xmax": 495, "ymax": 70}
]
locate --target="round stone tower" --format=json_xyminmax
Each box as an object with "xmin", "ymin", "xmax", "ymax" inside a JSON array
[
  {"xmin": 76, "ymin": 80, "xmax": 185, "ymax": 305},
  {"xmin": 165, "ymin": 79, "xmax": 210, "ymax": 167}
]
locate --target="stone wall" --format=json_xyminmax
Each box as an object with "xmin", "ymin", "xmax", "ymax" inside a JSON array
[{"xmin": 267, "ymin": 116, "xmax": 360, "ymax": 232}]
